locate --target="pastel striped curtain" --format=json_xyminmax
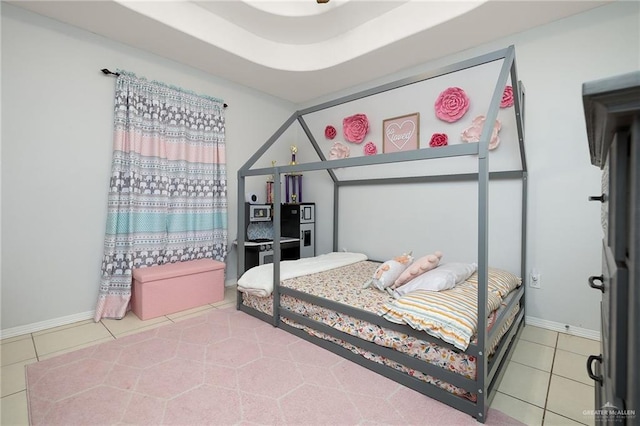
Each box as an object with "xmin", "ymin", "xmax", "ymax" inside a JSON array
[{"xmin": 94, "ymin": 72, "xmax": 227, "ymax": 321}]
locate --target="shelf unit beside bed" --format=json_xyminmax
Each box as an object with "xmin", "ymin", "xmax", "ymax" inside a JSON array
[{"xmin": 236, "ymin": 45, "xmax": 527, "ymax": 423}]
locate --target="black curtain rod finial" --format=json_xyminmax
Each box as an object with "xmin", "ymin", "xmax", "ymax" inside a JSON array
[{"xmin": 101, "ymin": 68, "xmax": 120, "ymax": 76}]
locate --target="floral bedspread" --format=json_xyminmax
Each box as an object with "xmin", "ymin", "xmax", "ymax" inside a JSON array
[{"xmin": 241, "ymin": 260, "xmax": 520, "ymax": 401}]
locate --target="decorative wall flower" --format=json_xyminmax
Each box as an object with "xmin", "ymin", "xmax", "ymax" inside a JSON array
[
  {"xmin": 325, "ymin": 125, "xmax": 337, "ymax": 140},
  {"xmin": 429, "ymin": 133, "xmax": 448, "ymax": 148},
  {"xmin": 434, "ymin": 87, "xmax": 470, "ymax": 122},
  {"xmin": 501, "ymin": 86, "xmax": 514, "ymax": 108},
  {"xmin": 342, "ymin": 113, "xmax": 369, "ymax": 144},
  {"xmin": 461, "ymin": 115, "xmax": 502, "ymax": 150},
  {"xmin": 329, "ymin": 142, "xmax": 350, "ymax": 160},
  {"xmin": 363, "ymin": 141, "xmax": 378, "ymax": 156}
]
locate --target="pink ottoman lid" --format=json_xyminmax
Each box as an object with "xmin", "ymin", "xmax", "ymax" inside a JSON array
[{"xmin": 133, "ymin": 259, "xmax": 225, "ymax": 283}]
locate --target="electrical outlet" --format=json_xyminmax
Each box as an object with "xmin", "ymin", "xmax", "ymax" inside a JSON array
[{"xmin": 530, "ymin": 271, "xmax": 541, "ymax": 289}]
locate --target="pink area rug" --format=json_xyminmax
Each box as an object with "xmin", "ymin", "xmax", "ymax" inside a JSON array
[{"xmin": 26, "ymin": 307, "xmax": 523, "ymax": 425}]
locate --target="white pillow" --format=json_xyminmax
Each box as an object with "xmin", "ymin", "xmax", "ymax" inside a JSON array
[{"xmin": 392, "ymin": 262, "xmax": 477, "ymax": 298}]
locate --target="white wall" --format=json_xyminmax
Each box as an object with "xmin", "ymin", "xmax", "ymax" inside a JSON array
[
  {"xmin": 0, "ymin": 4, "xmax": 294, "ymax": 332},
  {"xmin": 300, "ymin": 1, "xmax": 639, "ymax": 333},
  {"xmin": 2, "ymin": 1, "xmax": 638, "ymax": 335}
]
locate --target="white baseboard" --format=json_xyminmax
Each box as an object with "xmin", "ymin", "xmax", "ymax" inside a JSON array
[
  {"xmin": 0, "ymin": 311, "xmax": 95, "ymax": 340},
  {"xmin": 2, "ymin": 283, "xmax": 238, "ymax": 339},
  {"xmin": 526, "ymin": 315, "xmax": 601, "ymax": 341}
]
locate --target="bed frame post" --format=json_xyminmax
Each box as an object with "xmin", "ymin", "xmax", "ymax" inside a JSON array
[
  {"xmin": 236, "ymin": 171, "xmax": 246, "ymax": 309},
  {"xmin": 477, "ymin": 45, "xmax": 517, "ymax": 420},
  {"xmin": 477, "ymin": 144, "xmax": 489, "ymax": 421},
  {"xmin": 511, "ymin": 58, "xmax": 528, "ymax": 287},
  {"xmin": 272, "ymin": 167, "xmax": 282, "ymax": 327},
  {"xmin": 333, "ymin": 184, "xmax": 339, "ymax": 252}
]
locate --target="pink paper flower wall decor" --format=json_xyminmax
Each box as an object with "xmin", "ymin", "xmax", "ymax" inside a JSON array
[
  {"xmin": 429, "ymin": 133, "xmax": 448, "ymax": 148},
  {"xmin": 329, "ymin": 142, "xmax": 350, "ymax": 160},
  {"xmin": 343, "ymin": 114, "xmax": 369, "ymax": 144},
  {"xmin": 434, "ymin": 87, "xmax": 470, "ymax": 122},
  {"xmin": 325, "ymin": 125, "xmax": 337, "ymax": 140},
  {"xmin": 461, "ymin": 115, "xmax": 502, "ymax": 150},
  {"xmin": 501, "ymin": 86, "xmax": 514, "ymax": 108},
  {"xmin": 363, "ymin": 141, "xmax": 377, "ymax": 156}
]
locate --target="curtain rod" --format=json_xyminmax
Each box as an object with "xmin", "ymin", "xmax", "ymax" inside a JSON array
[{"xmin": 101, "ymin": 68, "xmax": 228, "ymax": 108}]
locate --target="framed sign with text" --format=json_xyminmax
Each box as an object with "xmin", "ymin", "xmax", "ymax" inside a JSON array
[{"xmin": 383, "ymin": 113, "xmax": 420, "ymax": 153}]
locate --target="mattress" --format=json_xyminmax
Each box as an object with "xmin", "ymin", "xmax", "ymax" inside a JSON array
[{"xmin": 241, "ymin": 260, "xmax": 521, "ymax": 400}]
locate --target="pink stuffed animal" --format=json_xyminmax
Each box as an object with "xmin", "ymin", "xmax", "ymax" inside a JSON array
[
  {"xmin": 373, "ymin": 252, "xmax": 413, "ymax": 278},
  {"xmin": 363, "ymin": 252, "xmax": 414, "ymax": 291},
  {"xmin": 391, "ymin": 251, "xmax": 443, "ymax": 289}
]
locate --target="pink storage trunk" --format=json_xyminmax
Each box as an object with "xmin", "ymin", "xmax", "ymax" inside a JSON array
[{"xmin": 131, "ymin": 259, "xmax": 225, "ymax": 320}]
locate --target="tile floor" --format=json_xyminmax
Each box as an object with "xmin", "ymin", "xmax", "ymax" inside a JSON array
[{"xmin": 1, "ymin": 287, "xmax": 600, "ymax": 426}]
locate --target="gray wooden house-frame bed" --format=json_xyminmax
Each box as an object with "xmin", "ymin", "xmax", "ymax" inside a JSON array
[{"xmin": 236, "ymin": 45, "xmax": 527, "ymax": 423}]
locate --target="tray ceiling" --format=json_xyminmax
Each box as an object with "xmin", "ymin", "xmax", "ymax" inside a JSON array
[{"xmin": 9, "ymin": 0, "xmax": 610, "ymax": 103}]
